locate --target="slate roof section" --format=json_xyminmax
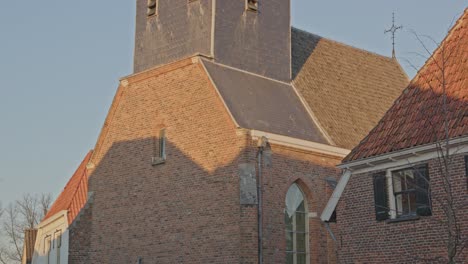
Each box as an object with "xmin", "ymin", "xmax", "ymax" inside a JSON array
[
  {"xmin": 344, "ymin": 9, "xmax": 468, "ymax": 162},
  {"xmin": 292, "ymin": 28, "xmax": 409, "ymax": 149},
  {"xmin": 43, "ymin": 151, "xmax": 92, "ymax": 225},
  {"xmin": 202, "ymin": 60, "xmax": 328, "ymax": 143}
]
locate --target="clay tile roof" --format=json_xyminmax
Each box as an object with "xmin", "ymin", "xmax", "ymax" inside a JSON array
[
  {"xmin": 21, "ymin": 229, "xmax": 37, "ymax": 264},
  {"xmin": 43, "ymin": 151, "xmax": 92, "ymax": 225},
  {"xmin": 344, "ymin": 9, "xmax": 468, "ymax": 162},
  {"xmin": 292, "ymin": 28, "xmax": 409, "ymax": 149},
  {"xmin": 202, "ymin": 59, "xmax": 328, "ymax": 143}
]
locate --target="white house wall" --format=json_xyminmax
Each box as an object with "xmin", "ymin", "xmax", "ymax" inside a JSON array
[{"xmin": 32, "ymin": 211, "xmax": 69, "ymax": 264}]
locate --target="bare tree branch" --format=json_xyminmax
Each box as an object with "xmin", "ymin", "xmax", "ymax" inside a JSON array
[{"xmin": 0, "ymin": 193, "xmax": 52, "ymax": 264}]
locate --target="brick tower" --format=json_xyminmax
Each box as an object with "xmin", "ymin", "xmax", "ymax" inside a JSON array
[{"xmin": 134, "ymin": 0, "xmax": 291, "ymax": 81}]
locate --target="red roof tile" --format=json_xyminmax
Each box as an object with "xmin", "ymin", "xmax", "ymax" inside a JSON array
[
  {"xmin": 43, "ymin": 151, "xmax": 92, "ymax": 225},
  {"xmin": 344, "ymin": 9, "xmax": 468, "ymax": 162}
]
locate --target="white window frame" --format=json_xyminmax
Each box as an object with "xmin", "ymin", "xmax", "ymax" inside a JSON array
[
  {"xmin": 285, "ymin": 184, "xmax": 310, "ymax": 264},
  {"xmin": 386, "ymin": 164, "xmax": 428, "ymax": 219}
]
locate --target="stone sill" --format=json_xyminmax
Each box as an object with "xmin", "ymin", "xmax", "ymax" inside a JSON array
[
  {"xmin": 152, "ymin": 157, "xmax": 166, "ymax": 166},
  {"xmin": 386, "ymin": 215, "xmax": 420, "ymax": 224}
]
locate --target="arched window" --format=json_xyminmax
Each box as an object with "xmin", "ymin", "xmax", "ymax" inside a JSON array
[{"xmin": 285, "ymin": 183, "xmax": 309, "ymax": 264}]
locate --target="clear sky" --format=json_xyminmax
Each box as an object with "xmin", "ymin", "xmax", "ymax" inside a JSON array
[{"xmin": 0, "ymin": 1, "xmax": 466, "ymax": 206}]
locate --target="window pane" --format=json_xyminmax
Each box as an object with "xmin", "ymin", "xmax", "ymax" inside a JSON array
[
  {"xmin": 393, "ymin": 173, "xmax": 403, "ymax": 192},
  {"xmin": 297, "ymin": 201, "xmax": 305, "ymax": 212},
  {"xmin": 409, "ymin": 191, "xmax": 417, "ymax": 214},
  {"xmin": 285, "ymin": 212, "xmax": 293, "ymax": 231},
  {"xmin": 286, "ymin": 232, "xmax": 293, "ymax": 251},
  {"xmin": 286, "ymin": 253, "xmax": 294, "ymax": 264},
  {"xmin": 406, "ymin": 171, "xmax": 416, "ymax": 190},
  {"xmin": 296, "ymin": 233, "xmax": 306, "ymax": 252},
  {"xmin": 297, "ymin": 253, "xmax": 307, "ymax": 264},
  {"xmin": 295, "ymin": 212, "xmax": 306, "ymax": 232},
  {"xmin": 285, "ymin": 184, "xmax": 304, "ymax": 217}
]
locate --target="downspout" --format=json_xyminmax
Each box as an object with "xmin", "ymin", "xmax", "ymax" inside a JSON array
[
  {"xmin": 257, "ymin": 147, "xmax": 263, "ymax": 264},
  {"xmin": 257, "ymin": 137, "xmax": 267, "ymax": 264}
]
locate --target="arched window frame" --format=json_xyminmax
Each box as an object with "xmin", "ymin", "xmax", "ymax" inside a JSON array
[{"xmin": 285, "ymin": 183, "xmax": 310, "ymax": 264}]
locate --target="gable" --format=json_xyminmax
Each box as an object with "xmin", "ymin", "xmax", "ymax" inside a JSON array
[{"xmin": 89, "ymin": 58, "xmax": 243, "ymax": 173}]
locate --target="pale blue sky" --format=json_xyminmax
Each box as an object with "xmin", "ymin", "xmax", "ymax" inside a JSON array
[{"xmin": 0, "ymin": 1, "xmax": 466, "ymax": 206}]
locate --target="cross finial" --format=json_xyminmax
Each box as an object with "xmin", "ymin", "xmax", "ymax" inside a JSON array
[{"xmin": 385, "ymin": 12, "xmax": 403, "ymax": 58}]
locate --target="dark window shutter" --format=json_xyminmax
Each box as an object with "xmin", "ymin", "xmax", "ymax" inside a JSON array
[
  {"xmin": 465, "ymin": 156, "xmax": 468, "ymax": 190},
  {"xmin": 416, "ymin": 165, "xmax": 432, "ymax": 216},
  {"xmin": 373, "ymin": 172, "xmax": 389, "ymax": 221}
]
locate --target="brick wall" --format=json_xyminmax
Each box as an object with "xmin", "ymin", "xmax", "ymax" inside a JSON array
[
  {"xmin": 256, "ymin": 143, "xmax": 341, "ymax": 264},
  {"xmin": 69, "ymin": 57, "xmax": 341, "ymax": 263},
  {"xmin": 337, "ymin": 154, "xmax": 468, "ymax": 263},
  {"xmin": 69, "ymin": 199, "xmax": 93, "ymax": 264}
]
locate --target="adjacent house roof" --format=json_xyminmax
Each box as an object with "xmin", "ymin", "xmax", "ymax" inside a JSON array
[
  {"xmin": 43, "ymin": 151, "xmax": 92, "ymax": 225},
  {"xmin": 21, "ymin": 229, "xmax": 37, "ymax": 264},
  {"xmin": 292, "ymin": 27, "xmax": 409, "ymax": 149},
  {"xmin": 202, "ymin": 59, "xmax": 328, "ymax": 144},
  {"xmin": 344, "ymin": 9, "xmax": 468, "ymax": 162}
]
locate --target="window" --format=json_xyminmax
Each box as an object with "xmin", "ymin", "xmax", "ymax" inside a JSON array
[
  {"xmin": 465, "ymin": 156, "xmax": 468, "ymax": 190},
  {"xmin": 391, "ymin": 166, "xmax": 431, "ymax": 217},
  {"xmin": 147, "ymin": 0, "xmax": 157, "ymax": 17},
  {"xmin": 152, "ymin": 128, "xmax": 166, "ymax": 165},
  {"xmin": 285, "ymin": 183, "xmax": 309, "ymax": 264},
  {"xmin": 373, "ymin": 165, "xmax": 431, "ymax": 221},
  {"xmin": 246, "ymin": 0, "xmax": 258, "ymax": 11}
]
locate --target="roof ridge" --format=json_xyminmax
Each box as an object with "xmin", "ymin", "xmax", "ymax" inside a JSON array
[
  {"xmin": 200, "ymin": 58, "xmax": 292, "ymax": 86},
  {"xmin": 291, "ymin": 26, "xmax": 396, "ymax": 62}
]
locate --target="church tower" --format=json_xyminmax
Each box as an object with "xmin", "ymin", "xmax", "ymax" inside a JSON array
[{"xmin": 134, "ymin": 0, "xmax": 291, "ymax": 81}]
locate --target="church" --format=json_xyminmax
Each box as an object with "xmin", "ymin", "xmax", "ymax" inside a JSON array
[{"xmin": 31, "ymin": 1, "xmax": 409, "ymax": 263}]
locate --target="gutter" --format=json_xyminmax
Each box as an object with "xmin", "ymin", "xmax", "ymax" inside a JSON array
[
  {"xmin": 249, "ymin": 130, "xmax": 350, "ymax": 158},
  {"xmin": 339, "ymin": 135, "xmax": 468, "ymax": 171}
]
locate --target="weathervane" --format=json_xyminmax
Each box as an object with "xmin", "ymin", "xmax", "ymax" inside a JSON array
[{"xmin": 385, "ymin": 12, "xmax": 403, "ymax": 58}]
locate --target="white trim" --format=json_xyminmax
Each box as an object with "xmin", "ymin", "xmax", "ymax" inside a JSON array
[
  {"xmin": 386, "ymin": 169, "xmax": 397, "ymax": 219},
  {"xmin": 340, "ymin": 136, "xmax": 468, "ymax": 173},
  {"xmin": 250, "ymin": 130, "xmax": 350, "ymax": 157},
  {"xmin": 200, "ymin": 58, "xmax": 292, "ymax": 85},
  {"xmin": 210, "ymin": 0, "xmax": 216, "ymax": 58},
  {"xmin": 36, "ymin": 210, "xmax": 68, "ymax": 229},
  {"xmin": 321, "ymin": 170, "xmax": 351, "ymax": 222}
]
